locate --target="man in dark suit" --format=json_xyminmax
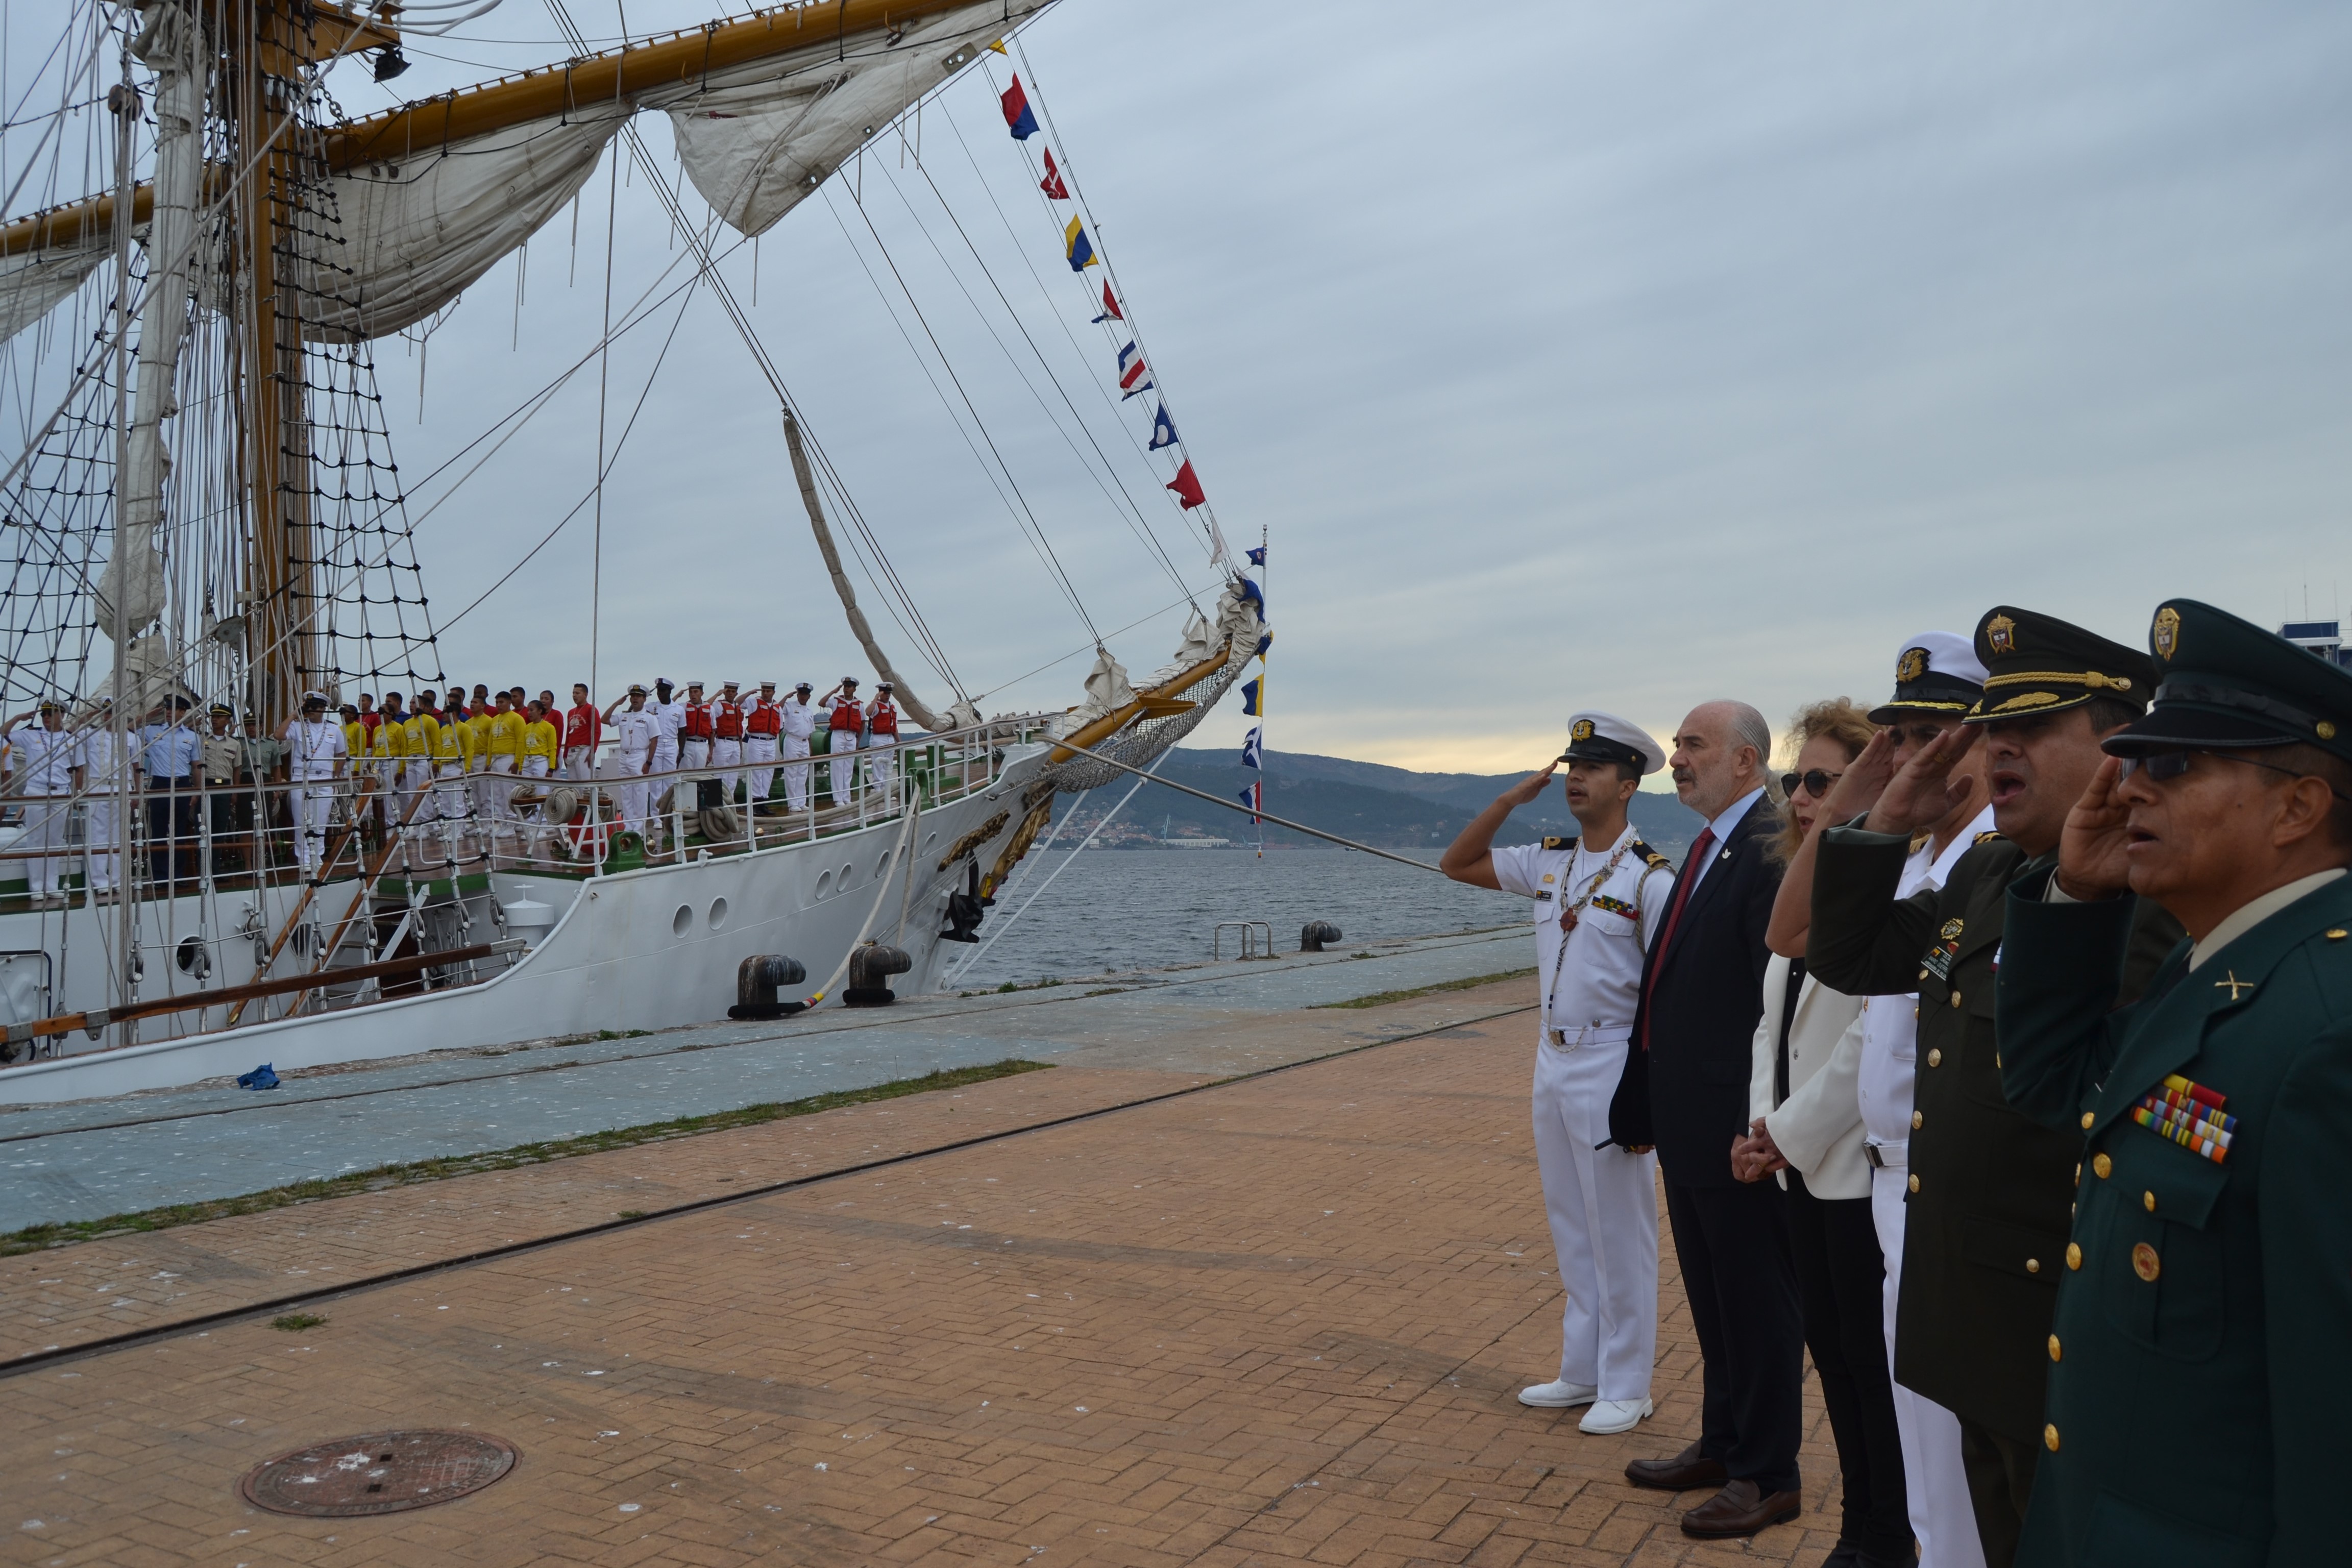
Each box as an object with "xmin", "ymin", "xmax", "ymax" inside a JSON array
[{"xmin": 1610, "ymin": 700, "xmax": 1805, "ymax": 1539}]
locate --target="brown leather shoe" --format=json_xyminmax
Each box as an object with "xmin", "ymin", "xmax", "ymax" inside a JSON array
[
  {"xmin": 1679, "ymin": 1478, "xmax": 1801, "ymax": 1538},
  {"xmin": 1623, "ymin": 1440, "xmax": 1729, "ymax": 1492}
]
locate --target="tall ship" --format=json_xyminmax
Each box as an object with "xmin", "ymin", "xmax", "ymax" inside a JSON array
[{"xmin": 0, "ymin": 0, "xmax": 1265, "ymax": 1104}]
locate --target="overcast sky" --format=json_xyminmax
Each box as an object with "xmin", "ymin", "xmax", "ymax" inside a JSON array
[{"xmin": 19, "ymin": 1, "xmax": 2350, "ymax": 775}]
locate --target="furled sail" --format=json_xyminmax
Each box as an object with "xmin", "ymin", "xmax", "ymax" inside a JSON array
[{"xmin": 0, "ymin": 235, "xmax": 110, "ymax": 345}]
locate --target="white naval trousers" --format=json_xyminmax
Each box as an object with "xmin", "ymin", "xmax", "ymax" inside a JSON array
[
  {"xmin": 84, "ymin": 797, "xmax": 119, "ymax": 893},
  {"xmin": 1531, "ymin": 1033, "xmax": 1658, "ymax": 1402},
  {"xmin": 712, "ymin": 737, "xmax": 742, "ymax": 799},
  {"xmin": 1872, "ymin": 1158, "xmax": 1986, "ymax": 1568},
  {"xmin": 865, "ymin": 736, "xmax": 897, "ymax": 800},
  {"xmin": 779, "ymin": 736, "xmax": 812, "ymax": 811},
  {"xmin": 681, "ymin": 738, "xmax": 710, "ymax": 773},
  {"xmin": 291, "ymin": 781, "xmax": 336, "ymax": 873},
  {"xmin": 615, "ymin": 752, "xmax": 652, "ymax": 839},
  {"xmin": 19, "ymin": 796, "xmax": 71, "ymax": 896},
  {"xmin": 827, "ymin": 733, "xmax": 859, "ymax": 805},
  {"xmin": 745, "ymin": 735, "xmax": 778, "ymax": 801}
]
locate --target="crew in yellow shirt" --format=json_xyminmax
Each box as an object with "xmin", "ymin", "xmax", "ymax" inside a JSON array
[
  {"xmin": 404, "ymin": 697, "xmax": 444, "ymax": 841},
  {"xmin": 481, "ymin": 692, "xmax": 526, "ymax": 834},
  {"xmin": 519, "ymin": 699, "xmax": 562, "ymax": 852}
]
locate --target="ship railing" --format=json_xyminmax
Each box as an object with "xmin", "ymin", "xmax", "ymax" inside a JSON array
[{"xmin": 0, "ymin": 717, "xmax": 1056, "ymax": 1060}]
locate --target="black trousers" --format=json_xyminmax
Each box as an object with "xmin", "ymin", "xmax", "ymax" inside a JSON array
[
  {"xmin": 1662, "ymin": 1175, "xmax": 1805, "ymax": 1494},
  {"xmin": 146, "ymin": 785, "xmax": 199, "ymax": 886},
  {"xmin": 1787, "ymin": 1172, "xmax": 1911, "ymax": 1561},
  {"xmin": 1959, "ymin": 1416, "xmax": 2035, "ymax": 1568}
]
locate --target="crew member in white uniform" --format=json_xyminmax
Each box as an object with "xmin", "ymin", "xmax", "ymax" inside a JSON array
[
  {"xmin": 2, "ymin": 700, "xmax": 82, "ymax": 906},
  {"xmin": 779, "ymin": 680, "xmax": 818, "ymax": 812},
  {"xmin": 281, "ymin": 691, "xmax": 349, "ymax": 878},
  {"xmin": 79, "ymin": 699, "xmax": 121, "ymax": 899},
  {"xmin": 710, "ymin": 679, "xmax": 745, "ymax": 800},
  {"xmin": 607, "ymin": 683, "xmax": 661, "ymax": 843},
  {"xmin": 1834, "ymin": 632, "xmax": 1997, "ymax": 1568},
  {"xmin": 744, "ymin": 680, "xmax": 783, "ymax": 804},
  {"xmin": 821, "ymin": 676, "xmax": 863, "ymax": 806},
  {"xmin": 1440, "ymin": 710, "xmax": 1675, "ymax": 1435},
  {"xmin": 864, "ymin": 680, "xmax": 901, "ymax": 803},
  {"xmin": 649, "ymin": 677, "xmax": 684, "ymax": 778}
]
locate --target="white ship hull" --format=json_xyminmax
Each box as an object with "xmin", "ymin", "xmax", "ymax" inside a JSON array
[{"xmin": 0, "ymin": 748, "xmax": 1047, "ymax": 1106}]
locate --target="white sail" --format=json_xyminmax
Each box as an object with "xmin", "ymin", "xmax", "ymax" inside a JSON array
[
  {"xmin": 0, "ymin": 234, "xmax": 109, "ymax": 345},
  {"xmin": 652, "ymin": 3, "xmax": 1005, "ymax": 238}
]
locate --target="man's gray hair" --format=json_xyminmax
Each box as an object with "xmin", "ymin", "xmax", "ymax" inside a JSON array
[{"xmin": 1727, "ymin": 702, "xmax": 1773, "ymax": 776}]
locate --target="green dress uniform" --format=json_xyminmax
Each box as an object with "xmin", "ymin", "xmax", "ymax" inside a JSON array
[
  {"xmin": 1807, "ymin": 605, "xmax": 2176, "ymax": 1565},
  {"xmin": 1995, "ymin": 597, "xmax": 2352, "ymax": 1567}
]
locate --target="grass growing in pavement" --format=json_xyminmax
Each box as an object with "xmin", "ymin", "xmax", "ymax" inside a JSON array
[
  {"xmin": 1310, "ymin": 969, "xmax": 1536, "ymax": 1010},
  {"xmin": 271, "ymin": 1313, "xmax": 327, "ymax": 1332},
  {"xmin": 1, "ymin": 1059, "xmax": 1052, "ymax": 1256}
]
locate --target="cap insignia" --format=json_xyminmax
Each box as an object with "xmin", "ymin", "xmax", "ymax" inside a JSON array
[
  {"xmin": 2152, "ymin": 606, "xmax": 2182, "ymax": 662},
  {"xmin": 1570, "ymin": 718, "xmax": 1595, "ymax": 742},
  {"xmin": 1986, "ymin": 614, "xmax": 2017, "ymax": 655},
  {"xmin": 1897, "ymin": 647, "xmax": 1928, "ymax": 683}
]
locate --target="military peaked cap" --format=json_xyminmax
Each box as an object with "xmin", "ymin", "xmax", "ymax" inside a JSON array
[
  {"xmin": 1558, "ymin": 709, "xmax": 1667, "ymax": 775},
  {"xmin": 1964, "ymin": 606, "xmax": 2154, "ymax": 724},
  {"xmin": 2103, "ymin": 597, "xmax": 2352, "ymax": 766},
  {"xmin": 1871, "ymin": 629, "xmax": 1987, "ymax": 723}
]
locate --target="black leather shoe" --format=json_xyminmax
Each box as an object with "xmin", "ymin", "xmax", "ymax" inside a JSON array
[
  {"xmin": 1623, "ymin": 1440, "xmax": 1729, "ymax": 1492},
  {"xmin": 1679, "ymin": 1478, "xmax": 1801, "ymax": 1538}
]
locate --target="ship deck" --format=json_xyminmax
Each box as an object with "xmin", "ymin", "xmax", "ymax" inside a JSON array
[{"xmin": 1, "ymin": 931, "xmax": 1844, "ymax": 1567}]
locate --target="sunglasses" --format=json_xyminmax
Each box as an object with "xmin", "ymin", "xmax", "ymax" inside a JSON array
[
  {"xmin": 1779, "ymin": 769, "xmax": 1843, "ymax": 799},
  {"xmin": 2120, "ymin": 749, "xmax": 2352, "ymax": 802}
]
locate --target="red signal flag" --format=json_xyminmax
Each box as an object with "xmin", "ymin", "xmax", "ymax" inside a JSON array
[
  {"xmin": 1040, "ymin": 148, "xmax": 1069, "ymax": 200},
  {"xmin": 1165, "ymin": 459, "xmax": 1206, "ymax": 510}
]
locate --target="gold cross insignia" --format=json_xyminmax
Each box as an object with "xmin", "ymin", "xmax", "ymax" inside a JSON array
[{"xmin": 2214, "ymin": 970, "xmax": 2255, "ymax": 1002}]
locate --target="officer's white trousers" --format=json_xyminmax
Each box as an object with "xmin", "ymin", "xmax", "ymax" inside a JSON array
[
  {"xmin": 614, "ymin": 753, "xmax": 652, "ymax": 840},
  {"xmin": 19, "ymin": 796, "xmax": 71, "ymax": 896},
  {"xmin": 1531, "ymin": 1037, "xmax": 1659, "ymax": 1402},
  {"xmin": 84, "ymin": 798, "xmax": 118, "ymax": 892},
  {"xmin": 780, "ymin": 737, "xmax": 812, "ymax": 811},
  {"xmin": 745, "ymin": 736, "xmax": 778, "ymax": 801},
  {"xmin": 712, "ymin": 737, "xmax": 742, "ymax": 798},
  {"xmin": 828, "ymin": 734, "xmax": 859, "ymax": 805},
  {"xmin": 1872, "ymin": 1164, "xmax": 1986, "ymax": 1568},
  {"xmin": 292, "ymin": 783, "xmax": 336, "ymax": 873},
  {"xmin": 865, "ymin": 738, "xmax": 897, "ymax": 800}
]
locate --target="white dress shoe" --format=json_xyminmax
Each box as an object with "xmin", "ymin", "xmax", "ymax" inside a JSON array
[
  {"xmin": 1578, "ymin": 1397, "xmax": 1654, "ymax": 1434},
  {"xmin": 1517, "ymin": 1380, "xmax": 1598, "ymax": 1409}
]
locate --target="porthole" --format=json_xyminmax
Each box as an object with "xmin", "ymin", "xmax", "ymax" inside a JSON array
[
  {"xmin": 840, "ymin": 862, "xmax": 854, "ymax": 889},
  {"xmin": 672, "ymin": 904, "xmax": 694, "ymax": 938},
  {"xmin": 707, "ymin": 896, "xmax": 729, "ymax": 931},
  {"xmin": 815, "ymin": 870, "xmax": 834, "ymax": 898}
]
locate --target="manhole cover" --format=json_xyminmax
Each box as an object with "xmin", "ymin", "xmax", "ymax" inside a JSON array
[{"xmin": 240, "ymin": 1430, "xmax": 517, "ymax": 1516}]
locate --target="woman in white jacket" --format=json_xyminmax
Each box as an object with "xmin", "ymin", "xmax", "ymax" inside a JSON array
[{"xmin": 1736, "ymin": 700, "xmax": 1913, "ymax": 1568}]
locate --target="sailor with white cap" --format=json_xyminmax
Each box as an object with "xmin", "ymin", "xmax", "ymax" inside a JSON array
[
  {"xmin": 864, "ymin": 679, "xmax": 901, "ymax": 804},
  {"xmin": 744, "ymin": 680, "xmax": 784, "ymax": 805},
  {"xmin": 282, "ymin": 690, "xmax": 349, "ymax": 879},
  {"xmin": 605, "ymin": 682, "xmax": 661, "ymax": 843},
  {"xmin": 2, "ymin": 698, "xmax": 83, "ymax": 906},
  {"xmin": 1440, "ymin": 709, "xmax": 1675, "ymax": 1434},
  {"xmin": 648, "ymin": 677, "xmax": 684, "ymax": 779},
  {"xmin": 820, "ymin": 675, "xmax": 863, "ymax": 806},
  {"xmin": 711, "ymin": 679, "xmax": 746, "ymax": 802},
  {"xmin": 778, "ymin": 680, "xmax": 818, "ymax": 812}
]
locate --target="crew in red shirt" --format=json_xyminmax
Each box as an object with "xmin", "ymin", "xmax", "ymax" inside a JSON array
[
  {"xmin": 562, "ymin": 681, "xmax": 601, "ymax": 781},
  {"xmin": 712, "ymin": 680, "xmax": 746, "ymax": 801},
  {"xmin": 865, "ymin": 680, "xmax": 902, "ymax": 801},
  {"xmin": 745, "ymin": 679, "xmax": 784, "ymax": 804},
  {"xmin": 680, "ymin": 681, "xmax": 715, "ymax": 771}
]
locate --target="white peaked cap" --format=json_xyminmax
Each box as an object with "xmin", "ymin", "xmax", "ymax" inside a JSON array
[{"xmin": 1559, "ymin": 709, "xmax": 1668, "ymax": 775}]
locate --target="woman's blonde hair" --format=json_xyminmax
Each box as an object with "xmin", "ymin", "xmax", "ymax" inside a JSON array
[{"xmin": 1767, "ymin": 698, "xmax": 1878, "ymax": 864}]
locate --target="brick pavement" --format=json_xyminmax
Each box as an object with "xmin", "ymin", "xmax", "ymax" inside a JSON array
[{"xmin": 4, "ymin": 981, "xmax": 1851, "ymax": 1567}]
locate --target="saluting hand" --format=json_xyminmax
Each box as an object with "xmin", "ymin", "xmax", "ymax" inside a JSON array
[
  {"xmin": 1816, "ymin": 728, "xmax": 1897, "ymax": 825},
  {"xmin": 2054, "ymin": 754, "xmax": 2134, "ymax": 901},
  {"xmin": 1863, "ymin": 725, "xmax": 1982, "ymax": 836},
  {"xmin": 1498, "ymin": 763, "xmax": 1557, "ymax": 808}
]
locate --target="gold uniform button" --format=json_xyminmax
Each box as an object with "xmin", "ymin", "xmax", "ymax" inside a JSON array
[
  {"xmin": 2074, "ymin": 1162, "xmax": 2082, "ymax": 1186},
  {"xmin": 2044, "ymin": 1424, "xmax": 2061, "ymax": 1453},
  {"xmin": 2329, "ymin": 928, "xmax": 2348, "ymax": 941},
  {"xmin": 2092, "ymin": 1153, "xmax": 2113, "ymax": 1179},
  {"xmin": 1927, "ymin": 1048, "xmax": 1943, "ymax": 1067},
  {"xmin": 2080, "ymin": 1112, "xmax": 2095, "ymax": 1130},
  {"xmin": 2133, "ymin": 1242, "xmax": 2162, "ymax": 1282},
  {"xmin": 1907, "ymin": 1174, "xmax": 1921, "ymax": 1194},
  {"xmin": 2144, "ymin": 1190, "xmax": 2157, "ymax": 1213},
  {"xmin": 2066, "ymin": 1242, "xmax": 2082, "ymax": 1270},
  {"xmin": 2048, "ymin": 1334, "xmax": 2062, "ymax": 1362},
  {"xmin": 1912, "ymin": 1111, "xmax": 1924, "ymax": 1130},
  {"xmin": 1919, "ymin": 968, "xmax": 1930, "ymax": 982},
  {"xmin": 2026, "ymin": 1258, "xmax": 2041, "ymax": 1273},
  {"xmin": 1950, "ymin": 991, "xmax": 1964, "ymax": 1008}
]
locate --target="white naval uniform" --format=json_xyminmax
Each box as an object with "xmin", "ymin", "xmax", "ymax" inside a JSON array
[
  {"xmin": 823, "ymin": 697, "xmax": 861, "ymax": 805},
  {"xmin": 779, "ymin": 697, "xmax": 817, "ymax": 812},
  {"xmin": 1858, "ymin": 805, "xmax": 1994, "ymax": 1568},
  {"xmin": 9, "ymin": 727, "xmax": 79, "ymax": 897},
  {"xmin": 610, "ymin": 707, "xmax": 660, "ymax": 839},
  {"xmin": 285, "ymin": 719, "xmax": 348, "ymax": 874},
  {"xmin": 650, "ymin": 699, "xmax": 684, "ymax": 777},
  {"xmin": 1491, "ymin": 824, "xmax": 1672, "ymax": 1404},
  {"xmin": 76, "ymin": 726, "xmax": 120, "ymax": 894}
]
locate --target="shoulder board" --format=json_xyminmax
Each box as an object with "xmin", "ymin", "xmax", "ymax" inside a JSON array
[
  {"xmin": 1541, "ymin": 836, "xmax": 1577, "ymax": 851},
  {"xmin": 1628, "ymin": 838, "xmax": 1671, "ymax": 869},
  {"xmin": 1973, "ymin": 829, "xmax": 2005, "ymax": 846}
]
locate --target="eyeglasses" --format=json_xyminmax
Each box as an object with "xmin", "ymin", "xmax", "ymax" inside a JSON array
[
  {"xmin": 2120, "ymin": 749, "xmax": 2352, "ymax": 802},
  {"xmin": 1780, "ymin": 769, "xmax": 1843, "ymax": 799}
]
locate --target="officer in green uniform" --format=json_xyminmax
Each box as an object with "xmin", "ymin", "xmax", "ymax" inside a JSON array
[
  {"xmin": 1997, "ymin": 598, "xmax": 2352, "ymax": 1567},
  {"xmin": 1799, "ymin": 607, "xmax": 2180, "ymax": 1567}
]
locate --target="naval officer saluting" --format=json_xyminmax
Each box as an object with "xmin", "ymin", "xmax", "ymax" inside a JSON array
[{"xmin": 1443, "ymin": 710, "xmax": 1675, "ymax": 1435}]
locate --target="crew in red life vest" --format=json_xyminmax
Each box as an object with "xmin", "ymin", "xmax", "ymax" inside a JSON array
[
  {"xmin": 562, "ymin": 681, "xmax": 601, "ymax": 780},
  {"xmin": 821, "ymin": 675, "xmax": 862, "ymax": 805},
  {"xmin": 679, "ymin": 680, "xmax": 715, "ymax": 771},
  {"xmin": 712, "ymin": 680, "xmax": 747, "ymax": 803},
  {"xmin": 865, "ymin": 680, "xmax": 902, "ymax": 801},
  {"xmin": 745, "ymin": 680, "xmax": 784, "ymax": 804}
]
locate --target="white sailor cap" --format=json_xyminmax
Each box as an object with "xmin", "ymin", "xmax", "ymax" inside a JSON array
[
  {"xmin": 1559, "ymin": 709, "xmax": 1667, "ymax": 775},
  {"xmin": 685, "ymin": 678, "xmax": 705, "ymax": 689},
  {"xmin": 301, "ymin": 689, "xmax": 329, "ymax": 706},
  {"xmin": 627, "ymin": 682, "xmax": 647, "ymax": 696},
  {"xmin": 794, "ymin": 679, "xmax": 813, "ymax": 691},
  {"xmin": 758, "ymin": 678, "xmax": 776, "ymax": 688},
  {"xmin": 721, "ymin": 678, "xmax": 741, "ymax": 688},
  {"xmin": 1871, "ymin": 630, "xmax": 1988, "ymax": 723},
  {"xmin": 876, "ymin": 680, "xmax": 893, "ymax": 691},
  {"xmin": 654, "ymin": 675, "xmax": 675, "ymax": 687}
]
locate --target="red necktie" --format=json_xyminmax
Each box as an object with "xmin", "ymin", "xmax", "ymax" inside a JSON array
[{"xmin": 1638, "ymin": 827, "xmax": 1714, "ymax": 1052}]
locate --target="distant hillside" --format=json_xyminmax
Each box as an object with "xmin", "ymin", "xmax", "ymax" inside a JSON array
[{"xmin": 1053, "ymin": 746, "xmax": 1709, "ymax": 863}]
